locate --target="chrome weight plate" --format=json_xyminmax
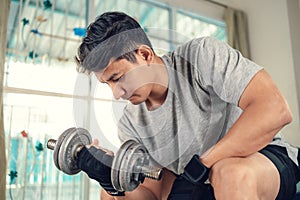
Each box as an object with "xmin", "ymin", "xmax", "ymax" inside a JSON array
[
  {"xmin": 58, "ymin": 128, "xmax": 92, "ymax": 175},
  {"xmin": 111, "ymin": 140, "xmax": 149, "ymax": 192},
  {"xmin": 111, "ymin": 141, "xmax": 133, "ymax": 191},
  {"xmin": 53, "ymin": 127, "xmax": 77, "ymax": 171}
]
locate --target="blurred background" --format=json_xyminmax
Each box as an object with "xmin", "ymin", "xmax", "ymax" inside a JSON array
[{"xmin": 1, "ymin": 0, "xmax": 299, "ymax": 199}]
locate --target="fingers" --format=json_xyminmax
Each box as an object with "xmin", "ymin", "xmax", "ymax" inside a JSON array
[
  {"xmin": 92, "ymin": 139, "xmax": 99, "ymax": 146},
  {"xmin": 86, "ymin": 139, "xmax": 99, "ymax": 148}
]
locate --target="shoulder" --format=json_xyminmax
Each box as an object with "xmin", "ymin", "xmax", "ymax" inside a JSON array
[
  {"xmin": 190, "ymin": 36, "xmax": 231, "ymax": 53},
  {"xmin": 182, "ymin": 36, "xmax": 223, "ymax": 48},
  {"xmin": 174, "ymin": 37, "xmax": 207, "ymax": 51},
  {"xmin": 172, "ymin": 36, "xmax": 227, "ymax": 58}
]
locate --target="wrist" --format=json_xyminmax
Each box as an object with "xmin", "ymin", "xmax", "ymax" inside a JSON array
[
  {"xmin": 199, "ymin": 157, "xmax": 212, "ymax": 168},
  {"xmin": 199, "ymin": 146, "xmax": 216, "ymax": 168}
]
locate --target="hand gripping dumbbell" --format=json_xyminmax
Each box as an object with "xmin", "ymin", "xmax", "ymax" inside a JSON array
[{"xmin": 47, "ymin": 127, "xmax": 162, "ymax": 192}]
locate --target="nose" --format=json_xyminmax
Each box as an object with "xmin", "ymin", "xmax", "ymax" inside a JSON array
[{"xmin": 110, "ymin": 83, "xmax": 125, "ymax": 100}]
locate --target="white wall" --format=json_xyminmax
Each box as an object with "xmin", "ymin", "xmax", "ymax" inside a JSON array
[
  {"xmin": 287, "ymin": 0, "xmax": 300, "ymax": 143},
  {"xmin": 238, "ymin": 0, "xmax": 300, "ymax": 146},
  {"xmin": 160, "ymin": 0, "xmax": 300, "ymax": 146}
]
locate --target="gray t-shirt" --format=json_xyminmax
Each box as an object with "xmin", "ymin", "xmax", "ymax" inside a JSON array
[{"xmin": 117, "ymin": 37, "xmax": 298, "ymax": 174}]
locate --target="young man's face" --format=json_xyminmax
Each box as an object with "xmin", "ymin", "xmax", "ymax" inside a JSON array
[{"xmin": 94, "ymin": 54, "xmax": 156, "ymax": 105}]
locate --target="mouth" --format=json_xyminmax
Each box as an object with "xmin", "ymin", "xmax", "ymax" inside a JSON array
[
  {"xmin": 128, "ymin": 95, "xmax": 135, "ymax": 101},
  {"xmin": 121, "ymin": 94, "xmax": 133, "ymax": 101}
]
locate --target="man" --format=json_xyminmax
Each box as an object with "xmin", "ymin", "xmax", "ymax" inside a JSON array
[{"xmin": 75, "ymin": 11, "xmax": 300, "ymax": 199}]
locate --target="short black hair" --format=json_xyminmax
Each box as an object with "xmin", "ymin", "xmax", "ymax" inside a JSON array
[{"xmin": 75, "ymin": 11, "xmax": 153, "ymax": 73}]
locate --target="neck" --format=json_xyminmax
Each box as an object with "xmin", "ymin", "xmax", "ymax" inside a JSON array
[
  {"xmin": 146, "ymin": 85, "xmax": 168, "ymax": 110},
  {"xmin": 146, "ymin": 56, "xmax": 168, "ymax": 110}
]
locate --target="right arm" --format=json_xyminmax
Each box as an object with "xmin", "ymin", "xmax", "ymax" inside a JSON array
[
  {"xmin": 101, "ymin": 169, "xmax": 176, "ymax": 200},
  {"xmin": 101, "ymin": 177, "xmax": 163, "ymax": 200}
]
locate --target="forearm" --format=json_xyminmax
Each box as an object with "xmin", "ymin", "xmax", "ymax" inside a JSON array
[
  {"xmin": 200, "ymin": 126, "xmax": 281, "ymax": 168},
  {"xmin": 201, "ymin": 100, "xmax": 291, "ymax": 167},
  {"xmin": 201, "ymin": 70, "xmax": 292, "ymax": 168}
]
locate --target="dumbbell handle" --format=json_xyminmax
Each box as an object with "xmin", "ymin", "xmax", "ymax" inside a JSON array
[
  {"xmin": 46, "ymin": 139, "xmax": 57, "ymax": 150},
  {"xmin": 141, "ymin": 166, "xmax": 162, "ymax": 180}
]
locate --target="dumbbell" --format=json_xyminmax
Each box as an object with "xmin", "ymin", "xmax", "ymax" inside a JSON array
[
  {"xmin": 47, "ymin": 127, "xmax": 162, "ymax": 192},
  {"xmin": 46, "ymin": 127, "xmax": 91, "ymax": 175}
]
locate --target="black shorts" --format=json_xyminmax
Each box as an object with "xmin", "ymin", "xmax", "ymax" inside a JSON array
[
  {"xmin": 168, "ymin": 145, "xmax": 300, "ymax": 200},
  {"xmin": 259, "ymin": 145, "xmax": 300, "ymax": 200}
]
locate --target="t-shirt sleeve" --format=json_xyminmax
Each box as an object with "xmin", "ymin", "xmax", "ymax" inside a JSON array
[{"xmin": 193, "ymin": 37, "xmax": 263, "ymax": 105}]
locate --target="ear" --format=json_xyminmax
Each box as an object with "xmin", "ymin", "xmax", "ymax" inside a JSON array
[{"xmin": 136, "ymin": 45, "xmax": 154, "ymax": 65}]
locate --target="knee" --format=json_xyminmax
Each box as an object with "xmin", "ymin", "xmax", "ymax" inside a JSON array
[
  {"xmin": 211, "ymin": 159, "xmax": 256, "ymax": 184},
  {"xmin": 210, "ymin": 159, "xmax": 258, "ymax": 199}
]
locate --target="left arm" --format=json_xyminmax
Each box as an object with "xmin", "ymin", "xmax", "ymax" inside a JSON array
[{"xmin": 200, "ymin": 69, "xmax": 292, "ymax": 167}]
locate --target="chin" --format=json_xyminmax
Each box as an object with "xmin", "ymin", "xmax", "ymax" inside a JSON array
[
  {"xmin": 130, "ymin": 101, "xmax": 140, "ymax": 105},
  {"xmin": 129, "ymin": 99, "xmax": 142, "ymax": 105},
  {"xmin": 129, "ymin": 96, "xmax": 144, "ymax": 105}
]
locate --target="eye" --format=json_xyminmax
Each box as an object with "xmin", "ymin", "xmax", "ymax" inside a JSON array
[{"xmin": 112, "ymin": 75, "xmax": 123, "ymax": 82}]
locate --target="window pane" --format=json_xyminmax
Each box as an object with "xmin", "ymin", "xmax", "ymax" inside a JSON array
[
  {"xmin": 5, "ymin": 0, "xmax": 88, "ymax": 94},
  {"xmin": 4, "ymin": 60, "xmax": 88, "ymax": 95},
  {"xmin": 6, "ymin": 1, "xmax": 85, "ymax": 61},
  {"xmin": 176, "ymin": 10, "xmax": 227, "ymax": 42},
  {"xmin": 4, "ymin": 93, "xmax": 86, "ymax": 199}
]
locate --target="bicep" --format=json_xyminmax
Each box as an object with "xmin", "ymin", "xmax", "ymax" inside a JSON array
[
  {"xmin": 238, "ymin": 69, "xmax": 292, "ymax": 123},
  {"xmin": 239, "ymin": 70, "xmax": 279, "ymax": 109}
]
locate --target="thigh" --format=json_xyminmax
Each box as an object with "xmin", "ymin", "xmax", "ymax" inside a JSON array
[
  {"xmin": 167, "ymin": 177, "xmax": 215, "ymax": 200},
  {"xmin": 259, "ymin": 145, "xmax": 300, "ymax": 200}
]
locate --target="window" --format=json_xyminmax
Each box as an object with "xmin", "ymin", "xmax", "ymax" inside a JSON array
[
  {"xmin": 176, "ymin": 9, "xmax": 227, "ymax": 42},
  {"xmin": 4, "ymin": 0, "xmax": 226, "ymax": 199}
]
